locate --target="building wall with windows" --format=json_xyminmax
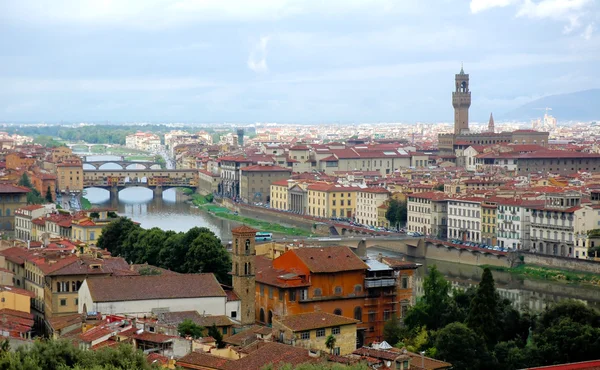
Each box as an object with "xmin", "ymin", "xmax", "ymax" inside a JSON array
[
  {"xmin": 448, "ymin": 199, "xmax": 483, "ymax": 242},
  {"xmin": 407, "ymin": 192, "xmax": 447, "ymax": 237},
  {"xmin": 270, "ymin": 181, "xmax": 289, "ymax": 211},
  {"xmin": 496, "ymin": 200, "xmax": 540, "ymax": 251},
  {"xmin": 481, "ymin": 201, "xmax": 497, "ymax": 246},
  {"xmin": 272, "ymin": 314, "xmax": 358, "ymax": 355},
  {"xmin": 356, "ymin": 188, "xmax": 390, "ymax": 227}
]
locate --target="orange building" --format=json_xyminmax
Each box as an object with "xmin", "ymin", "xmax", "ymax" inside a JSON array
[
  {"xmin": 255, "ymin": 246, "xmax": 419, "ymax": 346},
  {"xmin": 30, "ymin": 171, "xmax": 57, "ymax": 201},
  {"xmin": 6, "ymin": 152, "xmax": 35, "ymax": 170}
]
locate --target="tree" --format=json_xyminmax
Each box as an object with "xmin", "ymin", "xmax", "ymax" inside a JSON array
[
  {"xmin": 178, "ymin": 319, "xmax": 204, "ymax": 339},
  {"xmin": 45, "ymin": 185, "xmax": 54, "ymax": 202},
  {"xmin": 96, "ymin": 217, "xmax": 140, "ymax": 256},
  {"xmin": 531, "ymin": 300, "xmax": 600, "ymax": 366},
  {"xmin": 325, "ymin": 334, "xmax": 336, "ymax": 354},
  {"xmin": 383, "ymin": 315, "xmax": 403, "ymax": 346},
  {"xmin": 208, "ymin": 324, "xmax": 224, "ymax": 348},
  {"xmin": 183, "ymin": 227, "xmax": 232, "ymax": 284},
  {"xmin": 404, "ymin": 265, "xmax": 455, "ymax": 331},
  {"xmin": 90, "ymin": 212, "xmax": 100, "ymax": 219},
  {"xmin": 466, "ymin": 268, "xmax": 501, "ymax": 348},
  {"xmin": 385, "ymin": 200, "xmax": 399, "ymax": 228},
  {"xmin": 434, "ymin": 183, "xmax": 444, "ymax": 191},
  {"xmin": 434, "ymin": 322, "xmax": 494, "ymax": 370},
  {"xmin": 18, "ymin": 173, "xmax": 32, "ymax": 188}
]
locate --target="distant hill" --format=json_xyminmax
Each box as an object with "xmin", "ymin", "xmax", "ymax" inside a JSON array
[{"xmin": 501, "ymin": 89, "xmax": 600, "ymax": 122}]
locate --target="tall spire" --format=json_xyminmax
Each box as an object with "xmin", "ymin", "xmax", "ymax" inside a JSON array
[
  {"xmin": 460, "ymin": 62, "xmax": 464, "ymax": 74},
  {"xmin": 488, "ymin": 112, "xmax": 495, "ymax": 133}
]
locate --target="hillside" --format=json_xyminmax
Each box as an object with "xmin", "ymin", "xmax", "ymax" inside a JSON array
[{"xmin": 501, "ymin": 89, "xmax": 600, "ymax": 122}]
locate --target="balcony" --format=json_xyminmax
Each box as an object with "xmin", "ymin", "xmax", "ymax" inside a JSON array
[{"xmin": 365, "ymin": 279, "xmax": 396, "ymax": 289}]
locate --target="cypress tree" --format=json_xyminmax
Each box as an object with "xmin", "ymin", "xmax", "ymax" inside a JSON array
[{"xmin": 466, "ymin": 267, "xmax": 501, "ymax": 348}]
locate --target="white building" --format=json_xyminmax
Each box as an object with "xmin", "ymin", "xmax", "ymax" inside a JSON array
[
  {"xmin": 448, "ymin": 198, "xmax": 483, "ymax": 242},
  {"xmin": 78, "ymin": 274, "xmax": 234, "ymax": 318},
  {"xmin": 530, "ymin": 191, "xmax": 599, "ymax": 258},
  {"xmin": 407, "ymin": 192, "xmax": 448, "ymax": 238},
  {"xmin": 14, "ymin": 204, "xmax": 51, "ymax": 241},
  {"xmin": 356, "ymin": 187, "xmax": 390, "ymax": 227},
  {"xmin": 125, "ymin": 132, "xmax": 162, "ymax": 152},
  {"xmin": 496, "ymin": 198, "xmax": 542, "ymax": 251}
]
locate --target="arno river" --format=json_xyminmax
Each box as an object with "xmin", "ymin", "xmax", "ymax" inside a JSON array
[{"xmin": 83, "ymin": 156, "xmax": 600, "ymax": 313}]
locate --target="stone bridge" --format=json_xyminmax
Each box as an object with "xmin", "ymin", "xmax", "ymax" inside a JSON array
[
  {"xmin": 67, "ymin": 143, "xmax": 113, "ymax": 151},
  {"xmin": 83, "ymin": 169, "xmax": 198, "ymax": 198}
]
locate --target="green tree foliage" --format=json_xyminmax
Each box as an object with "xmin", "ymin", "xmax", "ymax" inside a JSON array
[
  {"xmin": 0, "ymin": 339, "xmax": 157, "ymax": 369},
  {"xmin": 532, "ymin": 300, "xmax": 600, "ymax": 366},
  {"xmin": 434, "ymin": 183, "xmax": 444, "ymax": 191},
  {"xmin": 18, "ymin": 173, "xmax": 32, "ymax": 188},
  {"xmin": 178, "ymin": 319, "xmax": 204, "ymax": 339},
  {"xmin": 33, "ymin": 135, "xmax": 65, "ymax": 148},
  {"xmin": 434, "ymin": 322, "xmax": 493, "ymax": 370},
  {"xmin": 385, "ymin": 199, "xmax": 407, "ymax": 229},
  {"xmin": 404, "ymin": 265, "xmax": 455, "ymax": 332},
  {"xmin": 325, "ymin": 334, "xmax": 336, "ymax": 354},
  {"xmin": 96, "ymin": 218, "xmax": 231, "ymax": 283},
  {"xmin": 466, "ymin": 268, "xmax": 501, "ymax": 347},
  {"xmin": 383, "ymin": 314, "xmax": 403, "ymax": 346},
  {"xmin": 90, "ymin": 212, "xmax": 100, "ymax": 219},
  {"xmin": 208, "ymin": 324, "xmax": 224, "ymax": 348},
  {"xmin": 45, "ymin": 185, "xmax": 54, "ymax": 202}
]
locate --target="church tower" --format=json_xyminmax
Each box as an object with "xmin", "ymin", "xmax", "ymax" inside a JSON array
[
  {"xmin": 452, "ymin": 65, "xmax": 471, "ymax": 135},
  {"xmin": 488, "ymin": 112, "xmax": 495, "ymax": 133},
  {"xmin": 231, "ymin": 225, "xmax": 257, "ymax": 326}
]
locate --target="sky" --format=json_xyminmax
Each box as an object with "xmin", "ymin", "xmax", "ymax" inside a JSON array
[{"xmin": 0, "ymin": 0, "xmax": 599, "ymax": 124}]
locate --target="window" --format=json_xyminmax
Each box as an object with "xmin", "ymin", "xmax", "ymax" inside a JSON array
[
  {"xmin": 354, "ymin": 307, "xmax": 362, "ymax": 321},
  {"xmin": 368, "ymin": 311, "xmax": 376, "ymax": 322},
  {"xmin": 316, "ymin": 328, "xmax": 325, "ymax": 337},
  {"xmin": 75, "ymin": 298, "xmax": 78, "ymax": 306},
  {"xmin": 278, "ymin": 289, "xmax": 284, "ymax": 301},
  {"xmin": 333, "ymin": 347, "xmax": 340, "ymax": 355},
  {"xmin": 332, "ymin": 327, "xmax": 340, "ymax": 335},
  {"xmin": 289, "ymin": 290, "xmax": 296, "ymax": 302},
  {"xmin": 300, "ymin": 331, "xmax": 310, "ymax": 340},
  {"xmin": 268, "ymin": 287, "xmax": 273, "ymax": 299},
  {"xmin": 223, "ymin": 326, "xmax": 228, "ymax": 334},
  {"xmin": 313, "ymin": 288, "xmax": 322, "ymax": 297},
  {"xmin": 334, "ymin": 286, "xmax": 342, "ymax": 295},
  {"xmin": 260, "ymin": 285, "xmax": 264, "ymax": 296},
  {"xmin": 333, "ymin": 308, "xmax": 342, "ymax": 316},
  {"xmin": 401, "ymin": 277, "xmax": 409, "ymax": 289},
  {"xmin": 231, "ymin": 311, "xmax": 237, "ymax": 318},
  {"xmin": 383, "ymin": 310, "xmax": 391, "ymax": 321},
  {"xmin": 60, "ymin": 299, "xmax": 67, "ymax": 306}
]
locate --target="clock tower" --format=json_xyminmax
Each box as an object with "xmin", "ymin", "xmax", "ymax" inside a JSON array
[{"xmin": 231, "ymin": 225, "xmax": 257, "ymax": 325}]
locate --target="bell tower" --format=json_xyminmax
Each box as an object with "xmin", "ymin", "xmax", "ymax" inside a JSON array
[
  {"xmin": 231, "ymin": 225, "xmax": 257, "ymax": 326},
  {"xmin": 452, "ymin": 65, "xmax": 471, "ymax": 135}
]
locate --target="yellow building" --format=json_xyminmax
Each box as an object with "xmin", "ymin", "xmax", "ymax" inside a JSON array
[
  {"xmin": 50, "ymin": 147, "xmax": 74, "ymax": 163},
  {"xmin": 307, "ymin": 183, "xmax": 359, "ymax": 219},
  {"xmin": 272, "ymin": 312, "xmax": 358, "ymax": 355},
  {"xmin": 481, "ymin": 200, "xmax": 497, "ymax": 246},
  {"xmin": 56, "ymin": 159, "xmax": 84, "ymax": 193},
  {"xmin": 0, "ymin": 184, "xmax": 30, "ymax": 232},
  {"xmin": 71, "ymin": 216, "xmax": 111, "ymax": 244},
  {"xmin": 0, "ymin": 285, "xmax": 35, "ymax": 313},
  {"xmin": 377, "ymin": 203, "xmax": 389, "ymax": 228},
  {"xmin": 270, "ymin": 179, "xmax": 289, "ymax": 211}
]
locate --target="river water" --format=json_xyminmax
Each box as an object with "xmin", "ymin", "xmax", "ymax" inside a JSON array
[{"xmin": 82, "ymin": 156, "xmax": 600, "ymax": 313}]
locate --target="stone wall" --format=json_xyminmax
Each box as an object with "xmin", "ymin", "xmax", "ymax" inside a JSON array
[
  {"xmin": 521, "ymin": 252, "xmax": 600, "ymax": 274},
  {"xmin": 425, "ymin": 243, "xmax": 510, "ymax": 268}
]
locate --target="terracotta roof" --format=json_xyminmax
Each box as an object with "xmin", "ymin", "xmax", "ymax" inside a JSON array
[
  {"xmin": 381, "ymin": 257, "xmax": 421, "ymax": 270},
  {"xmin": 0, "ymin": 184, "xmax": 30, "ymax": 193},
  {"xmin": 47, "ymin": 313, "xmax": 83, "ymax": 332},
  {"xmin": 522, "ymin": 359, "xmax": 600, "ymax": 370},
  {"xmin": 407, "ymin": 191, "xmax": 447, "ymax": 201},
  {"xmin": 225, "ymin": 290, "xmax": 240, "ymax": 301},
  {"xmin": 228, "ymin": 342, "xmax": 315, "ymax": 370},
  {"xmin": 361, "ymin": 187, "xmax": 390, "ymax": 194},
  {"xmin": 0, "ymin": 285, "xmax": 35, "ymax": 298},
  {"xmin": 291, "ymin": 246, "xmax": 368, "ymax": 273},
  {"xmin": 47, "ymin": 256, "xmax": 130, "ymax": 277},
  {"xmin": 276, "ymin": 312, "xmax": 358, "ymax": 332},
  {"xmin": 256, "ymin": 255, "xmax": 311, "ymax": 289},
  {"xmin": 17, "ymin": 204, "xmax": 45, "ymax": 211},
  {"xmin": 241, "ymin": 164, "xmax": 292, "ymax": 172},
  {"xmin": 177, "ymin": 351, "xmax": 233, "ymax": 370},
  {"xmin": 0, "ymin": 247, "xmax": 30, "ymax": 265},
  {"xmin": 129, "ymin": 264, "xmax": 180, "ymax": 276},
  {"xmin": 224, "ymin": 325, "xmax": 270, "ymax": 347},
  {"xmin": 231, "ymin": 225, "xmax": 258, "ymax": 234},
  {"xmin": 271, "ymin": 179, "xmax": 290, "ymax": 186},
  {"xmin": 146, "ymin": 353, "xmax": 169, "ymax": 366},
  {"xmin": 133, "ymin": 332, "xmax": 177, "ymax": 343},
  {"xmin": 86, "ymin": 274, "xmax": 226, "ymax": 302}
]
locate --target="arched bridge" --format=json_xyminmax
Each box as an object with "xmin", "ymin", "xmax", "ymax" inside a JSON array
[
  {"xmin": 83, "ymin": 160, "xmax": 161, "ymax": 170},
  {"xmin": 67, "ymin": 143, "xmax": 114, "ymax": 151},
  {"xmin": 84, "ymin": 169, "xmax": 198, "ymax": 197}
]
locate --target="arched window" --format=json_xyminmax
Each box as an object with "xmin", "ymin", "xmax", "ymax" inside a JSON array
[
  {"xmin": 334, "ymin": 286, "xmax": 342, "ymax": 295},
  {"xmin": 268, "ymin": 310, "xmax": 273, "ymax": 325},
  {"xmin": 354, "ymin": 306, "xmax": 362, "ymax": 321},
  {"xmin": 354, "ymin": 284, "xmax": 362, "ymax": 293},
  {"xmin": 313, "ymin": 288, "xmax": 322, "ymax": 297},
  {"xmin": 259, "ymin": 308, "xmax": 265, "ymax": 323},
  {"xmin": 244, "ymin": 263, "xmax": 248, "ymax": 275},
  {"xmin": 333, "ymin": 308, "xmax": 342, "ymax": 316}
]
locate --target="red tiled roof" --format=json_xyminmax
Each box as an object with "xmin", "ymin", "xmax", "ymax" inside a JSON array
[
  {"xmin": 232, "ymin": 225, "xmax": 258, "ymax": 234},
  {"xmin": 361, "ymin": 187, "xmax": 390, "ymax": 194},
  {"xmin": 86, "ymin": 274, "xmax": 226, "ymax": 302},
  {"xmin": 178, "ymin": 351, "xmax": 233, "ymax": 370},
  {"xmin": 241, "ymin": 164, "xmax": 292, "ymax": 172},
  {"xmin": 0, "ymin": 184, "xmax": 30, "ymax": 194},
  {"xmin": 133, "ymin": 332, "xmax": 176, "ymax": 343},
  {"xmin": 0, "ymin": 247, "xmax": 30, "ymax": 265},
  {"xmin": 292, "ymin": 246, "xmax": 368, "ymax": 273},
  {"xmin": 226, "ymin": 342, "xmax": 315, "ymax": 370},
  {"xmin": 0, "ymin": 285, "xmax": 35, "ymax": 298},
  {"xmin": 276, "ymin": 312, "xmax": 358, "ymax": 331}
]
